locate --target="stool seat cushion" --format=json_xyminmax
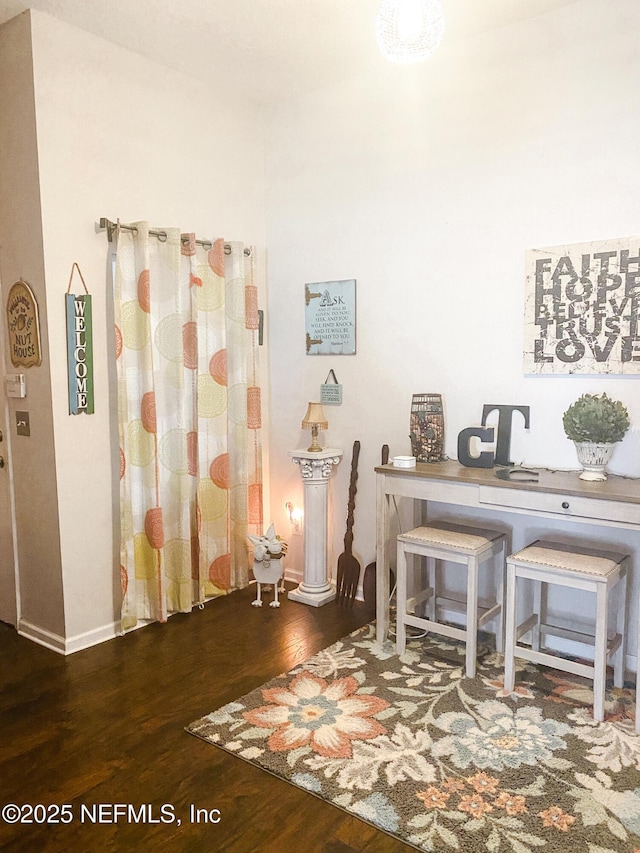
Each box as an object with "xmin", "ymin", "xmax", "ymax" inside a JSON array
[
  {"xmin": 509, "ymin": 540, "xmax": 625, "ymax": 578},
  {"xmin": 400, "ymin": 521, "xmax": 504, "ymax": 554}
]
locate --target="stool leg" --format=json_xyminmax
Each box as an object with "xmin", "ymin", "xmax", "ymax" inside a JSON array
[
  {"xmin": 593, "ymin": 584, "xmax": 608, "ymax": 722},
  {"xmin": 503, "ymin": 563, "xmax": 517, "ymax": 692},
  {"xmin": 465, "ymin": 555, "xmax": 479, "ymax": 678},
  {"xmin": 613, "ymin": 566, "xmax": 627, "ymax": 690},
  {"xmin": 396, "ymin": 540, "xmax": 408, "ymax": 657},
  {"xmin": 532, "ymin": 579, "xmax": 543, "ymax": 652},
  {"xmin": 494, "ymin": 538, "xmax": 506, "ymax": 654},
  {"xmin": 426, "ymin": 556, "xmax": 436, "ymax": 622}
]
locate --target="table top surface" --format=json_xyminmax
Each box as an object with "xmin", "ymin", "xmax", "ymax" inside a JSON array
[{"xmin": 374, "ymin": 460, "xmax": 640, "ymax": 505}]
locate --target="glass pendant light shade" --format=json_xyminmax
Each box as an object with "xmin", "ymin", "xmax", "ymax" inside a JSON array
[{"xmin": 376, "ymin": 0, "xmax": 446, "ymax": 64}]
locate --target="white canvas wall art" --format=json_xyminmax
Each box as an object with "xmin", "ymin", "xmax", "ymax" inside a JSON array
[{"xmin": 524, "ymin": 236, "xmax": 640, "ymax": 374}]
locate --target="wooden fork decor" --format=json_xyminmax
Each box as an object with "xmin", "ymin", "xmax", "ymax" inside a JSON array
[{"xmin": 336, "ymin": 440, "xmax": 361, "ymax": 604}]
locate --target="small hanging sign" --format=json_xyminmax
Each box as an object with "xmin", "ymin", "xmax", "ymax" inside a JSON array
[
  {"xmin": 6, "ymin": 279, "xmax": 42, "ymax": 367},
  {"xmin": 320, "ymin": 369, "xmax": 343, "ymax": 405},
  {"xmin": 66, "ymin": 263, "xmax": 94, "ymax": 415}
]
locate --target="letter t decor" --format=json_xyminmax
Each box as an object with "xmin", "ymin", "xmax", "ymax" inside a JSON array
[
  {"xmin": 481, "ymin": 405, "xmax": 531, "ymax": 466},
  {"xmin": 288, "ymin": 448, "xmax": 343, "ymax": 606}
]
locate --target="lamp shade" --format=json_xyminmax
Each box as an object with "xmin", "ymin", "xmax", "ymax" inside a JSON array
[
  {"xmin": 375, "ymin": 0, "xmax": 445, "ymax": 64},
  {"xmin": 302, "ymin": 402, "xmax": 328, "ymax": 430}
]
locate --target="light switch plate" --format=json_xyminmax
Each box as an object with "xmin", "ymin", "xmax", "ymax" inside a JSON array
[
  {"xmin": 6, "ymin": 373, "xmax": 26, "ymax": 398},
  {"xmin": 16, "ymin": 411, "xmax": 30, "ymax": 436}
]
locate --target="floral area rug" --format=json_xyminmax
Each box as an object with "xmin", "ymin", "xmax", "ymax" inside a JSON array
[{"xmin": 186, "ymin": 623, "xmax": 640, "ymax": 852}]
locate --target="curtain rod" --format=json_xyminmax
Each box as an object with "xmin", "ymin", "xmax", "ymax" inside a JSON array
[{"xmin": 97, "ymin": 218, "xmax": 251, "ymax": 256}]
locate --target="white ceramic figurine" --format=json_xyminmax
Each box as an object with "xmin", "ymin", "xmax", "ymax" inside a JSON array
[{"xmin": 248, "ymin": 523, "xmax": 287, "ymax": 608}]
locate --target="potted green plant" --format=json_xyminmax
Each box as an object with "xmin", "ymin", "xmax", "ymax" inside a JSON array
[{"xmin": 562, "ymin": 393, "xmax": 630, "ymax": 481}]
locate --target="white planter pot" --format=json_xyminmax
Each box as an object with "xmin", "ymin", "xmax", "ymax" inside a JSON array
[{"xmin": 574, "ymin": 441, "xmax": 615, "ymax": 481}]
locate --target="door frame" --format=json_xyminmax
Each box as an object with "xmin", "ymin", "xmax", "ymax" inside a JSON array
[{"xmin": 0, "ymin": 266, "xmax": 20, "ymax": 628}]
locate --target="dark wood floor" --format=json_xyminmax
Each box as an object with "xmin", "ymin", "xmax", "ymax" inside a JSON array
[{"xmin": 0, "ymin": 584, "xmax": 412, "ymax": 852}]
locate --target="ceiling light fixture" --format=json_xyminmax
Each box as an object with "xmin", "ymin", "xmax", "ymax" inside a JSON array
[{"xmin": 375, "ymin": 0, "xmax": 446, "ymax": 64}]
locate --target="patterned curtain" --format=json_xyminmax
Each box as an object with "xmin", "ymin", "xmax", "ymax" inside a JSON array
[{"xmin": 113, "ymin": 222, "xmax": 263, "ymax": 630}]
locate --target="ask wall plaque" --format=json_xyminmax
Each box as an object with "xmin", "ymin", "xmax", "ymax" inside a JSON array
[
  {"xmin": 305, "ymin": 279, "xmax": 356, "ymax": 355},
  {"xmin": 6, "ymin": 279, "xmax": 42, "ymax": 368}
]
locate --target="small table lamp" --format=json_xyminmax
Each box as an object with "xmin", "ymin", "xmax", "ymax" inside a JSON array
[{"xmin": 302, "ymin": 402, "xmax": 328, "ymax": 452}]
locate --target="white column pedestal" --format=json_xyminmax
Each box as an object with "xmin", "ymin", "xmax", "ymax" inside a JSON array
[{"xmin": 287, "ymin": 448, "xmax": 342, "ymax": 607}]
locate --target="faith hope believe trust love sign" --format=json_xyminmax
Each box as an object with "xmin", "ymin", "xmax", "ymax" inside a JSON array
[{"xmin": 524, "ymin": 236, "xmax": 640, "ymax": 375}]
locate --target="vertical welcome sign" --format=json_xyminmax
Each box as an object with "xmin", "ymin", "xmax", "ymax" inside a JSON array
[{"xmin": 66, "ymin": 264, "xmax": 94, "ymax": 414}]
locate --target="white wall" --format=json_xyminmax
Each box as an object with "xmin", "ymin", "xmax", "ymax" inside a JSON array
[
  {"xmin": 0, "ymin": 9, "xmax": 267, "ymax": 650},
  {"xmin": 264, "ymin": 0, "xmax": 640, "ymax": 647},
  {"xmin": 0, "ymin": 12, "xmax": 65, "ymax": 638}
]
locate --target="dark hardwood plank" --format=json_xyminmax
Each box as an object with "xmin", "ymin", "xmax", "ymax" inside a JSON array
[{"xmin": 0, "ymin": 586, "xmax": 412, "ymax": 852}]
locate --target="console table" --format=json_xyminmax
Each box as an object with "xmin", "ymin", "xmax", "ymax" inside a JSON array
[{"xmin": 375, "ymin": 460, "xmax": 640, "ymax": 647}]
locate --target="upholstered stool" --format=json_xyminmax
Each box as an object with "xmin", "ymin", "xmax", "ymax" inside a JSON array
[
  {"xmin": 504, "ymin": 540, "xmax": 629, "ymax": 722},
  {"xmin": 396, "ymin": 521, "xmax": 507, "ymax": 677}
]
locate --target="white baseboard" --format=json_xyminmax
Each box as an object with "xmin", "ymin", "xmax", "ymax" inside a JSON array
[
  {"xmin": 283, "ymin": 567, "xmax": 303, "ymax": 584},
  {"xmin": 18, "ymin": 620, "xmax": 67, "ymax": 654},
  {"xmin": 19, "ymin": 619, "xmax": 119, "ymax": 655},
  {"xmin": 64, "ymin": 621, "xmax": 120, "ymax": 654}
]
